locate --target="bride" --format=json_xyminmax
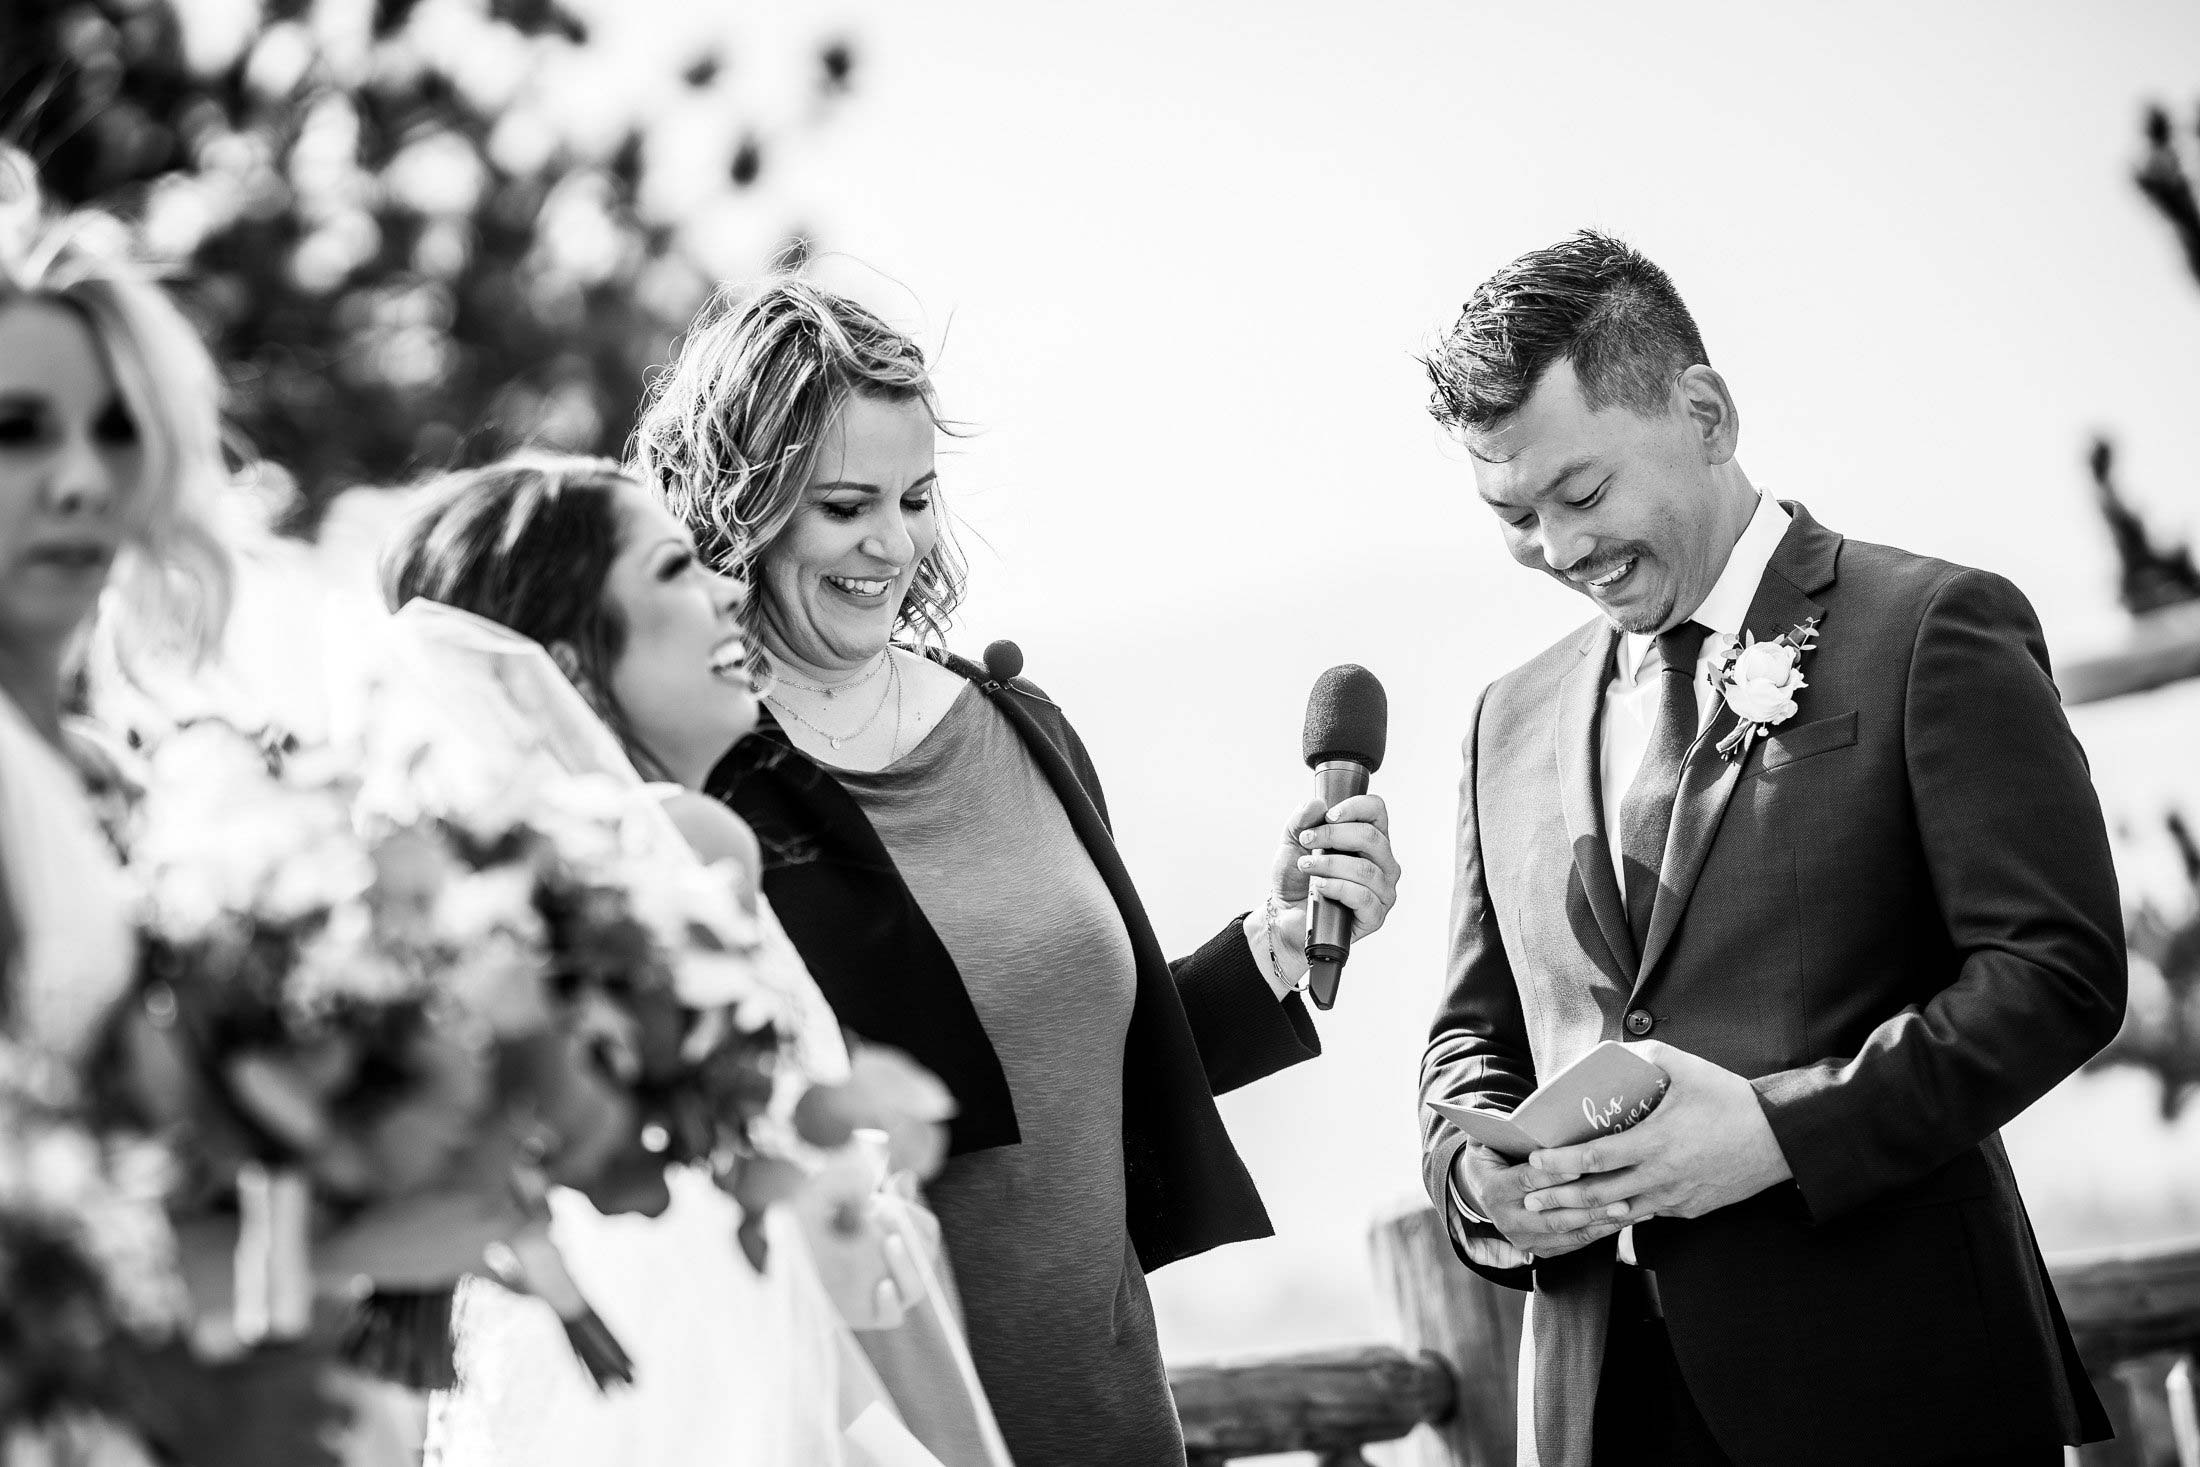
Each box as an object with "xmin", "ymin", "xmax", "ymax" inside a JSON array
[{"xmin": 369, "ymin": 454, "xmax": 1011, "ymax": 1467}]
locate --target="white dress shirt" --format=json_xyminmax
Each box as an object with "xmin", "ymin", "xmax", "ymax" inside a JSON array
[
  {"xmin": 1598, "ymin": 492, "xmax": 1789, "ymax": 1264},
  {"xmin": 1600, "ymin": 494, "xmax": 1793, "ymax": 895}
]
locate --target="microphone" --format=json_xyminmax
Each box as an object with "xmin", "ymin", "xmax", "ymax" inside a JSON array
[
  {"xmin": 982, "ymin": 640, "xmax": 1024, "ymax": 684},
  {"xmin": 1299, "ymin": 664, "xmax": 1387, "ymax": 1010}
]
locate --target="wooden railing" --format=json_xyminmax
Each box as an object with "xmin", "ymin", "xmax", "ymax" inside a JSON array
[
  {"xmin": 1169, "ymin": 1203, "xmax": 2200, "ymax": 1467},
  {"xmin": 2060, "ymin": 599, "xmax": 2200, "ymax": 705}
]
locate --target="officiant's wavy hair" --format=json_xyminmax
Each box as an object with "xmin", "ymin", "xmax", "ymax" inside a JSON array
[
  {"xmin": 630, "ymin": 277, "xmax": 966, "ymax": 679},
  {"xmin": 1423, "ymin": 229, "xmax": 1709, "ymax": 437}
]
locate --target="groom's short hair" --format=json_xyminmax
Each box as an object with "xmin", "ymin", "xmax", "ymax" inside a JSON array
[{"xmin": 1424, "ymin": 230, "xmax": 1709, "ymax": 436}]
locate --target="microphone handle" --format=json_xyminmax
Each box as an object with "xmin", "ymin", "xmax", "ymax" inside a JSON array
[{"xmin": 1303, "ymin": 759, "xmax": 1371, "ymax": 1010}]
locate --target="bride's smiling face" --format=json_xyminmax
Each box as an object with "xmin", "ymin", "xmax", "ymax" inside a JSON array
[
  {"xmin": 600, "ymin": 481, "xmax": 757, "ymax": 779},
  {"xmin": 757, "ymin": 393, "xmax": 938, "ymax": 674}
]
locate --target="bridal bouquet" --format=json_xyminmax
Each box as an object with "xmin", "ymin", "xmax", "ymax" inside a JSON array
[
  {"xmin": 0, "ymin": 1041, "xmax": 184, "ymax": 1440},
  {"xmin": 95, "ymin": 720, "xmax": 811, "ymax": 1391},
  {"xmin": 0, "ymin": 1041, "xmax": 363, "ymax": 1467}
]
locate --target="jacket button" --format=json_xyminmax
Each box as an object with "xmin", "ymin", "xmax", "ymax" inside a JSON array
[{"xmin": 1624, "ymin": 1009, "xmax": 1654, "ymax": 1037}]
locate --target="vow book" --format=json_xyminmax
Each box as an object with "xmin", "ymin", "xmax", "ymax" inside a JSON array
[{"xmin": 1428, "ymin": 1041, "xmax": 1671, "ymax": 1161}]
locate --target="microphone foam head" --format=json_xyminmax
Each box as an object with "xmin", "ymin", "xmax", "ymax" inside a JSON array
[
  {"xmin": 983, "ymin": 639, "xmax": 1025, "ymax": 683},
  {"xmin": 1303, "ymin": 664, "xmax": 1388, "ymax": 771}
]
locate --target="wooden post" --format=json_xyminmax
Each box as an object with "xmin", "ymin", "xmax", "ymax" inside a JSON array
[
  {"xmin": 2077, "ymin": 1356, "xmax": 2150, "ymax": 1467},
  {"xmin": 1368, "ymin": 1199, "xmax": 1525, "ymax": 1467},
  {"xmin": 2167, "ymin": 1354, "xmax": 2198, "ymax": 1467},
  {"xmin": 2055, "ymin": 1238, "xmax": 2200, "ymax": 1466}
]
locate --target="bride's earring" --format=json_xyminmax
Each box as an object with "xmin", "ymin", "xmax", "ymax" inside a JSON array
[{"xmin": 548, "ymin": 642, "xmax": 607, "ymax": 717}]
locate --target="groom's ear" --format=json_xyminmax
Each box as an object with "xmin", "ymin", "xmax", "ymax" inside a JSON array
[{"xmin": 1676, "ymin": 364, "xmax": 1741, "ymax": 466}]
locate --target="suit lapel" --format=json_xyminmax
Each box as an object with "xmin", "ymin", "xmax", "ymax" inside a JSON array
[
  {"xmin": 1554, "ymin": 621, "xmax": 1636, "ymax": 978},
  {"xmin": 1631, "ymin": 504, "xmax": 1840, "ymax": 992}
]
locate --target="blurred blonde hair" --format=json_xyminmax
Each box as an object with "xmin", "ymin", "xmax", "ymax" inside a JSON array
[
  {"xmin": 0, "ymin": 146, "xmax": 234, "ymax": 681},
  {"xmin": 629, "ymin": 277, "xmax": 964, "ymax": 673}
]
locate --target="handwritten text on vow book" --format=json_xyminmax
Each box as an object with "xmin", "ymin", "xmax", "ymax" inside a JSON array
[{"xmin": 1427, "ymin": 1041, "xmax": 1671, "ymax": 1161}]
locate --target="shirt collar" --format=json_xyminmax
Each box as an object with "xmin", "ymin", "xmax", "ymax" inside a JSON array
[{"xmin": 1617, "ymin": 493, "xmax": 1793, "ymax": 682}]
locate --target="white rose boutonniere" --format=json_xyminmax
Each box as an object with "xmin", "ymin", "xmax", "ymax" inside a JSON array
[{"xmin": 1711, "ymin": 617, "xmax": 1821, "ymax": 761}]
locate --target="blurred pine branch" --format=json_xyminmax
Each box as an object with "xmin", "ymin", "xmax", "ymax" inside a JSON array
[
  {"xmin": 2091, "ymin": 102, "xmax": 2200, "ymax": 618},
  {"xmin": 2079, "ymin": 101, "xmax": 2200, "ymax": 1118}
]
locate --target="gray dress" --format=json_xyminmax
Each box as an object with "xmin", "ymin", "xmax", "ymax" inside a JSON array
[{"xmin": 836, "ymin": 686, "xmax": 1184, "ymax": 1466}]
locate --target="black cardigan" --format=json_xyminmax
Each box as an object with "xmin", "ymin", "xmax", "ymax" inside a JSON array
[{"xmin": 707, "ymin": 649, "xmax": 1320, "ymax": 1272}]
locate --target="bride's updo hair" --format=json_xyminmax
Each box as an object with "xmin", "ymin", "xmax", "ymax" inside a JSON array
[
  {"xmin": 630, "ymin": 277, "xmax": 965, "ymax": 674},
  {"xmin": 380, "ymin": 453, "xmax": 662, "ymax": 770},
  {"xmin": 0, "ymin": 146, "xmax": 234, "ymax": 670}
]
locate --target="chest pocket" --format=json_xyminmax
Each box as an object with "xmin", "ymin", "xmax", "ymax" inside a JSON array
[{"xmin": 1747, "ymin": 710, "xmax": 1857, "ymax": 779}]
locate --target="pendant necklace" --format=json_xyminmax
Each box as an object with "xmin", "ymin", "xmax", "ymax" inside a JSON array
[
  {"xmin": 769, "ymin": 651, "xmax": 901, "ymax": 753},
  {"xmin": 768, "ymin": 652, "xmax": 887, "ymax": 702}
]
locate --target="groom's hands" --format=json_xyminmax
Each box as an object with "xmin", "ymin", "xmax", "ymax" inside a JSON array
[
  {"xmin": 1450, "ymin": 1144, "xmax": 1625, "ymax": 1261},
  {"xmin": 1518, "ymin": 1042, "xmax": 1793, "ymax": 1230}
]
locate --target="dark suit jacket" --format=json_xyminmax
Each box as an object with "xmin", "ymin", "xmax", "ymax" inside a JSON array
[
  {"xmin": 710, "ymin": 649, "xmax": 1321, "ymax": 1273},
  {"xmin": 1420, "ymin": 504, "xmax": 2125, "ymax": 1466}
]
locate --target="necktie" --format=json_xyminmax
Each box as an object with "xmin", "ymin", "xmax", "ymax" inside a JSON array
[{"xmin": 1617, "ymin": 620, "xmax": 1708, "ymax": 955}]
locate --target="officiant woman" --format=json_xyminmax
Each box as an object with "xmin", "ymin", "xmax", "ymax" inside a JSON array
[{"xmin": 631, "ymin": 277, "xmax": 1403, "ymax": 1467}]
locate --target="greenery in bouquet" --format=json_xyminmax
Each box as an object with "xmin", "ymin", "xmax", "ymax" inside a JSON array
[{"xmin": 94, "ymin": 719, "xmax": 811, "ymax": 1391}]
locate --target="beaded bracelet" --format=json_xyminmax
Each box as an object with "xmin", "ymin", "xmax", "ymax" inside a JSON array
[{"xmin": 1265, "ymin": 893, "xmax": 1310, "ymax": 994}]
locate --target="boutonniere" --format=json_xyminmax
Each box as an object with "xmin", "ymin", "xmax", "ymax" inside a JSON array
[{"xmin": 1709, "ymin": 617, "xmax": 1821, "ymax": 762}]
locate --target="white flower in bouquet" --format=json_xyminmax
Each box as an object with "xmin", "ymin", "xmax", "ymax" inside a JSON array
[
  {"xmin": 675, "ymin": 951, "xmax": 793, "ymax": 1035},
  {"xmin": 133, "ymin": 723, "xmax": 370, "ymax": 941},
  {"xmin": 436, "ymin": 867, "xmax": 553, "ymax": 1037},
  {"xmin": 136, "ymin": 721, "xmax": 271, "ymax": 809},
  {"xmin": 287, "ymin": 900, "xmax": 432, "ymax": 1017},
  {"xmin": 434, "ymin": 865, "xmax": 545, "ymax": 948},
  {"xmin": 0, "ymin": 1095, "xmax": 186, "ymax": 1337},
  {"xmin": 522, "ymin": 773, "xmax": 657, "ymax": 870},
  {"xmin": 60, "ymin": 1139, "xmax": 188, "ymax": 1337},
  {"xmin": 256, "ymin": 821, "xmax": 377, "ymax": 927},
  {"xmin": 626, "ymin": 861, "xmax": 762, "ymax": 984},
  {"xmin": 443, "ymin": 929, "xmax": 554, "ymax": 1039}
]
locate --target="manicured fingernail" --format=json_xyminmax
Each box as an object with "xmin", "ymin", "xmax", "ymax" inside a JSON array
[
  {"xmin": 1297, "ymin": 856, "xmax": 1313, "ymax": 870},
  {"xmin": 1298, "ymin": 831, "xmax": 1317, "ymax": 846},
  {"xmin": 1523, "ymin": 1194, "xmax": 1544, "ymax": 1212},
  {"xmin": 1327, "ymin": 807, "xmax": 1346, "ymax": 821}
]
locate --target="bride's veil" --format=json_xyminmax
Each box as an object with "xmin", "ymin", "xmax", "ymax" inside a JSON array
[
  {"xmin": 348, "ymin": 599, "xmax": 668, "ymax": 826},
  {"xmin": 349, "ymin": 598, "xmax": 849, "ymax": 1085}
]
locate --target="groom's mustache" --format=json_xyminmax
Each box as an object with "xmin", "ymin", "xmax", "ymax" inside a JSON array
[{"xmin": 1554, "ymin": 546, "xmax": 1648, "ymax": 584}]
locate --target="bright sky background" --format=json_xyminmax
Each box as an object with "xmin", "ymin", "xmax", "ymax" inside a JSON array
[{"xmin": 276, "ymin": 0, "xmax": 2200, "ymax": 1368}]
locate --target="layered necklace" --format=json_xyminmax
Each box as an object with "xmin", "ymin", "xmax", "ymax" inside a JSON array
[{"xmin": 766, "ymin": 649, "xmax": 902, "ymax": 754}]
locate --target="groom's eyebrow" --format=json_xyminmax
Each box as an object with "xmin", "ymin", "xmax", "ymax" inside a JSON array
[
  {"xmin": 1535, "ymin": 456, "xmax": 1599, "ymax": 498},
  {"xmin": 1479, "ymin": 455, "xmax": 1599, "ymax": 507}
]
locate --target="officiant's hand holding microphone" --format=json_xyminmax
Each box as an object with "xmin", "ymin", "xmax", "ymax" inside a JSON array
[{"xmin": 1247, "ymin": 666, "xmax": 1402, "ymax": 1006}]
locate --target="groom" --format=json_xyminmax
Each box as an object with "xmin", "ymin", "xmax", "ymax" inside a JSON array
[{"xmin": 1417, "ymin": 231, "xmax": 2126, "ymax": 1467}]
